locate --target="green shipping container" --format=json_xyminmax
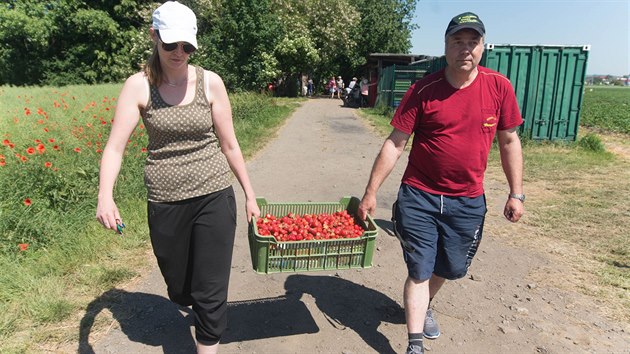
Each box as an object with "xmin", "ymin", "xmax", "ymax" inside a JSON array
[
  {"xmin": 414, "ymin": 44, "xmax": 590, "ymax": 141},
  {"xmin": 375, "ymin": 64, "xmax": 428, "ymax": 108}
]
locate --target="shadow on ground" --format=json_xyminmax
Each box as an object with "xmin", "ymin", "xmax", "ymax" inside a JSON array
[
  {"xmin": 79, "ymin": 276, "xmax": 403, "ymax": 353},
  {"xmin": 281, "ymin": 274, "xmax": 405, "ymax": 354},
  {"xmin": 79, "ymin": 289, "xmax": 196, "ymax": 354}
]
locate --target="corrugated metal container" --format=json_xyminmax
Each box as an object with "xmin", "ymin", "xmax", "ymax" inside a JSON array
[
  {"xmin": 375, "ymin": 64, "xmax": 427, "ymax": 107},
  {"xmin": 410, "ymin": 44, "xmax": 590, "ymax": 141}
]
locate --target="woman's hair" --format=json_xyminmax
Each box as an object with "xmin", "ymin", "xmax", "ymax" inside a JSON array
[{"xmin": 143, "ymin": 30, "xmax": 162, "ymax": 86}]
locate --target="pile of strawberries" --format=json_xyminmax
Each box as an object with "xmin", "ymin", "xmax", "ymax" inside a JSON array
[{"xmin": 255, "ymin": 210, "xmax": 365, "ymax": 242}]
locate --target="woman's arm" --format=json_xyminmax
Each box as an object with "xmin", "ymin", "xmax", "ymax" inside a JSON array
[
  {"xmin": 96, "ymin": 73, "xmax": 146, "ymax": 231},
  {"xmin": 206, "ymin": 70, "xmax": 260, "ymax": 221}
]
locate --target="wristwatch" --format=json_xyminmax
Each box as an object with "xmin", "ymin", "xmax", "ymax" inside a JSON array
[{"xmin": 509, "ymin": 193, "xmax": 526, "ymax": 203}]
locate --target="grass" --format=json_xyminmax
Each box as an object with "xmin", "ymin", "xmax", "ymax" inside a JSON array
[
  {"xmin": 357, "ymin": 94, "xmax": 630, "ymax": 323},
  {"xmin": 581, "ymin": 86, "xmax": 630, "ymax": 134},
  {"xmin": 0, "ymin": 84, "xmax": 302, "ymax": 352}
]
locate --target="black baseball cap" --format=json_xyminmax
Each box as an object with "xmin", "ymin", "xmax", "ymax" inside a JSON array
[{"xmin": 445, "ymin": 12, "xmax": 485, "ymax": 37}]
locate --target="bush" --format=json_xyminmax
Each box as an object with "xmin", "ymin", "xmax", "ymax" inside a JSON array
[{"xmin": 578, "ymin": 133, "xmax": 606, "ymax": 153}]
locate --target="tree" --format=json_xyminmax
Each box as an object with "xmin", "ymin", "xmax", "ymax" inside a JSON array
[{"xmin": 193, "ymin": 0, "xmax": 283, "ymax": 91}]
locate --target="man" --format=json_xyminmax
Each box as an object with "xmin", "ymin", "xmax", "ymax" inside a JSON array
[{"xmin": 357, "ymin": 12, "xmax": 525, "ymax": 354}]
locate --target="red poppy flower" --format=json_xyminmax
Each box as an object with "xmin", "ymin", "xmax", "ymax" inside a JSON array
[
  {"xmin": 73, "ymin": 147, "xmax": 81, "ymax": 153},
  {"xmin": 2, "ymin": 139, "xmax": 10, "ymax": 146},
  {"xmin": 23, "ymin": 198, "xmax": 32, "ymax": 206},
  {"xmin": 44, "ymin": 162, "xmax": 52, "ymax": 168},
  {"xmin": 0, "ymin": 161, "xmax": 5, "ymax": 167},
  {"xmin": 24, "ymin": 108, "xmax": 31, "ymax": 116},
  {"xmin": 43, "ymin": 128, "xmax": 49, "ymax": 133},
  {"xmin": 53, "ymin": 145, "xmax": 60, "ymax": 150},
  {"xmin": 18, "ymin": 243, "xmax": 29, "ymax": 251},
  {"xmin": 37, "ymin": 144, "xmax": 45, "ymax": 153},
  {"xmin": 20, "ymin": 156, "xmax": 27, "ymax": 162},
  {"xmin": 141, "ymin": 147, "xmax": 147, "ymax": 153},
  {"xmin": 48, "ymin": 138, "xmax": 55, "ymax": 143},
  {"xmin": 26, "ymin": 147, "xmax": 35, "ymax": 155},
  {"xmin": 35, "ymin": 139, "xmax": 41, "ymax": 143}
]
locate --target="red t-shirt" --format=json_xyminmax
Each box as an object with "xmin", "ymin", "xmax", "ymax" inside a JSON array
[{"xmin": 391, "ymin": 66, "xmax": 523, "ymax": 197}]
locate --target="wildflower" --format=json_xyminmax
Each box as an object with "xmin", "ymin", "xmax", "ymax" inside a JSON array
[
  {"xmin": 44, "ymin": 162, "xmax": 52, "ymax": 168},
  {"xmin": 43, "ymin": 128, "xmax": 49, "ymax": 133},
  {"xmin": 74, "ymin": 147, "xmax": 81, "ymax": 153},
  {"xmin": 23, "ymin": 198, "xmax": 32, "ymax": 206},
  {"xmin": 48, "ymin": 138, "xmax": 55, "ymax": 143},
  {"xmin": 141, "ymin": 147, "xmax": 148, "ymax": 153},
  {"xmin": 2, "ymin": 139, "xmax": 10, "ymax": 146},
  {"xmin": 18, "ymin": 243, "xmax": 29, "ymax": 252},
  {"xmin": 0, "ymin": 161, "xmax": 5, "ymax": 167},
  {"xmin": 53, "ymin": 145, "xmax": 60, "ymax": 150},
  {"xmin": 26, "ymin": 147, "xmax": 36, "ymax": 155},
  {"xmin": 25, "ymin": 108, "xmax": 31, "ymax": 115}
]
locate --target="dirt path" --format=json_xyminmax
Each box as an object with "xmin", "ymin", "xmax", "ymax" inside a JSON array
[{"xmin": 84, "ymin": 99, "xmax": 629, "ymax": 354}]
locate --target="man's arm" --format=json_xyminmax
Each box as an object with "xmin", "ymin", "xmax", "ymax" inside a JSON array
[
  {"xmin": 497, "ymin": 127, "xmax": 524, "ymax": 222},
  {"xmin": 358, "ymin": 128, "xmax": 410, "ymax": 219}
]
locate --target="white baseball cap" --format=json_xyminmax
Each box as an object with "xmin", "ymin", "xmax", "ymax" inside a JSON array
[{"xmin": 152, "ymin": 1, "xmax": 198, "ymax": 49}]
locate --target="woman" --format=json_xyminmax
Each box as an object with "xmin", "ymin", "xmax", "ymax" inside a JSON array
[
  {"xmin": 328, "ymin": 76, "xmax": 337, "ymax": 99},
  {"xmin": 95, "ymin": 2, "xmax": 259, "ymax": 353}
]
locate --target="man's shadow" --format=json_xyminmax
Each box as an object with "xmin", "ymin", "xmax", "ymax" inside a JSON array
[
  {"xmin": 79, "ymin": 289, "xmax": 196, "ymax": 354},
  {"xmin": 281, "ymin": 274, "xmax": 405, "ymax": 354}
]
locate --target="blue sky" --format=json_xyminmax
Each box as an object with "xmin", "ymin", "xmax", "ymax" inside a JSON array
[{"xmin": 410, "ymin": 1, "xmax": 629, "ymax": 76}]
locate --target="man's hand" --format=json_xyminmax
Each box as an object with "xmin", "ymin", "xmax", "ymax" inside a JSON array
[
  {"xmin": 358, "ymin": 193, "xmax": 377, "ymax": 221},
  {"xmin": 503, "ymin": 198, "xmax": 524, "ymax": 222}
]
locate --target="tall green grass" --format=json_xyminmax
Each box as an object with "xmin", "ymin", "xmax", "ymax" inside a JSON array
[{"xmin": 0, "ymin": 84, "xmax": 300, "ymax": 351}]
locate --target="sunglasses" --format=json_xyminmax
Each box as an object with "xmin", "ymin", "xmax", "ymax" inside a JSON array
[{"xmin": 157, "ymin": 32, "xmax": 196, "ymax": 54}]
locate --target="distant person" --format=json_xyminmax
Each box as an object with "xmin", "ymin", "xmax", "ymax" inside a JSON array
[
  {"xmin": 328, "ymin": 76, "xmax": 337, "ymax": 99},
  {"xmin": 346, "ymin": 77, "xmax": 357, "ymax": 95},
  {"xmin": 336, "ymin": 76, "xmax": 344, "ymax": 99},
  {"xmin": 95, "ymin": 2, "xmax": 260, "ymax": 353},
  {"xmin": 357, "ymin": 12, "xmax": 525, "ymax": 354},
  {"xmin": 359, "ymin": 77, "xmax": 371, "ymax": 107},
  {"xmin": 307, "ymin": 78, "xmax": 314, "ymax": 97}
]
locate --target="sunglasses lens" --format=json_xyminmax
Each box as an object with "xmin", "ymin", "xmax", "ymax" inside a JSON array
[
  {"xmin": 160, "ymin": 41, "xmax": 195, "ymax": 54},
  {"xmin": 183, "ymin": 44, "xmax": 196, "ymax": 54},
  {"xmin": 161, "ymin": 42, "xmax": 178, "ymax": 51}
]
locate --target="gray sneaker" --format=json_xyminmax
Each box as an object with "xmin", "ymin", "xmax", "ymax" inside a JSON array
[
  {"xmin": 423, "ymin": 308, "xmax": 440, "ymax": 339},
  {"xmin": 405, "ymin": 342, "xmax": 424, "ymax": 354}
]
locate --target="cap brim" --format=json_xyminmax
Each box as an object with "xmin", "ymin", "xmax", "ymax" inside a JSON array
[
  {"xmin": 446, "ymin": 25, "xmax": 484, "ymax": 37},
  {"xmin": 159, "ymin": 29, "xmax": 198, "ymax": 49}
]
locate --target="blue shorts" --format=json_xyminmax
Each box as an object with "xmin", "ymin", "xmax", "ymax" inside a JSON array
[{"xmin": 393, "ymin": 184, "xmax": 487, "ymax": 281}]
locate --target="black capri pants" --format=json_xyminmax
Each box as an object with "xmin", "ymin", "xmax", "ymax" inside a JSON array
[{"xmin": 147, "ymin": 186, "xmax": 237, "ymax": 345}]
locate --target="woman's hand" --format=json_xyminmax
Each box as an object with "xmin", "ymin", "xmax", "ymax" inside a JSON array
[{"xmin": 96, "ymin": 196, "xmax": 123, "ymax": 233}]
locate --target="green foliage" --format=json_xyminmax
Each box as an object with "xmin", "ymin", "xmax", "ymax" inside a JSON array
[
  {"xmin": 578, "ymin": 132, "xmax": 606, "ymax": 152},
  {"xmin": 0, "ymin": 0, "xmax": 419, "ymax": 90},
  {"xmin": 194, "ymin": 0, "xmax": 284, "ymax": 91},
  {"xmin": 0, "ymin": 0, "xmax": 152, "ymax": 86},
  {"xmin": 581, "ymin": 87, "xmax": 630, "ymax": 134}
]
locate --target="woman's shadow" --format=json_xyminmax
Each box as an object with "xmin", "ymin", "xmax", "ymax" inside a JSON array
[{"xmin": 79, "ymin": 288, "xmax": 196, "ymax": 354}]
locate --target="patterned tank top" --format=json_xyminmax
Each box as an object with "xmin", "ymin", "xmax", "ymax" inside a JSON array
[{"xmin": 141, "ymin": 66, "xmax": 232, "ymax": 202}]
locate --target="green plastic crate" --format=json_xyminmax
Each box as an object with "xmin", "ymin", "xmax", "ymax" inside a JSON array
[{"xmin": 248, "ymin": 196, "xmax": 378, "ymax": 274}]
